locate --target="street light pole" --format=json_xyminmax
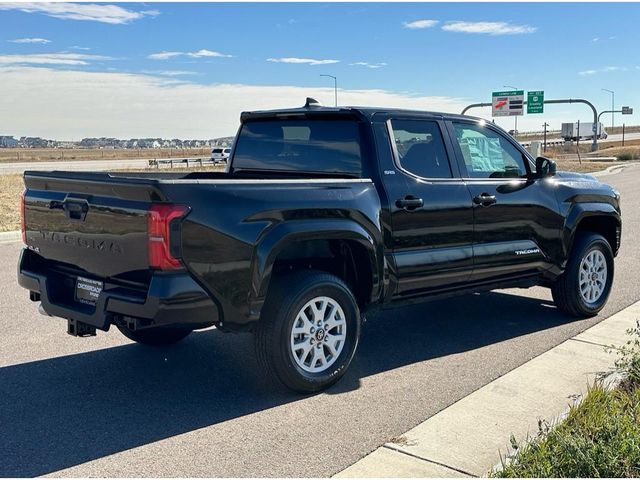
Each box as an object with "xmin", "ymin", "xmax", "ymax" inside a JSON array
[
  {"xmin": 504, "ymin": 84, "xmax": 519, "ymax": 137},
  {"xmin": 543, "ymin": 122, "xmax": 549, "ymax": 153},
  {"xmin": 320, "ymin": 74, "xmax": 337, "ymax": 107},
  {"xmin": 602, "ymin": 88, "xmax": 614, "ymax": 130}
]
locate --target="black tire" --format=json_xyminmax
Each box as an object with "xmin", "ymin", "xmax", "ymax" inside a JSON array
[
  {"xmin": 255, "ymin": 270, "xmax": 361, "ymax": 393},
  {"xmin": 117, "ymin": 325, "xmax": 193, "ymax": 346},
  {"xmin": 551, "ymin": 232, "xmax": 614, "ymax": 317}
]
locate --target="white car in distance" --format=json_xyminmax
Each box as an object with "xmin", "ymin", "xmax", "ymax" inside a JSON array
[{"xmin": 211, "ymin": 147, "xmax": 231, "ymax": 163}]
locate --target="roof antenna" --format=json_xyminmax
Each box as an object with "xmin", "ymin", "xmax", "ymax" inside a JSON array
[{"xmin": 304, "ymin": 97, "xmax": 322, "ymax": 108}]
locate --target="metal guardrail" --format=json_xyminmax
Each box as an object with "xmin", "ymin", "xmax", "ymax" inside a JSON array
[
  {"xmin": 519, "ymin": 140, "xmax": 565, "ymax": 148},
  {"xmin": 148, "ymin": 157, "xmax": 224, "ymax": 168}
]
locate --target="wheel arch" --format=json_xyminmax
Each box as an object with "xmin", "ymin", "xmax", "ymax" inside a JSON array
[
  {"xmin": 250, "ymin": 219, "xmax": 383, "ymax": 319},
  {"xmin": 564, "ymin": 205, "xmax": 621, "ymax": 260}
]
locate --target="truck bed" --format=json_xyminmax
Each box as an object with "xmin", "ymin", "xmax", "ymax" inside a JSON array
[{"xmin": 21, "ymin": 169, "xmax": 381, "ymax": 327}]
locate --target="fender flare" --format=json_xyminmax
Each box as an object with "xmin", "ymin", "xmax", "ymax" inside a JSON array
[
  {"xmin": 248, "ymin": 219, "xmax": 383, "ymax": 319},
  {"xmin": 562, "ymin": 202, "xmax": 621, "ymax": 259}
]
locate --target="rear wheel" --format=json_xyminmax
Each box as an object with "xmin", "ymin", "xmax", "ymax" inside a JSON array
[
  {"xmin": 552, "ymin": 233, "xmax": 614, "ymax": 317},
  {"xmin": 255, "ymin": 271, "xmax": 361, "ymax": 393},
  {"xmin": 117, "ymin": 325, "xmax": 193, "ymax": 346}
]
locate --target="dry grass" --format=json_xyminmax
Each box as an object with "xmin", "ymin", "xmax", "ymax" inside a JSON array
[
  {"xmin": 597, "ymin": 146, "xmax": 640, "ymax": 160},
  {"xmin": 542, "ymin": 139, "xmax": 640, "ymax": 157},
  {"xmin": 554, "ymin": 160, "xmax": 623, "ymax": 173},
  {"xmin": 0, "ymin": 174, "xmax": 23, "ymax": 232},
  {"xmin": 0, "ymin": 147, "xmax": 211, "ymax": 163}
]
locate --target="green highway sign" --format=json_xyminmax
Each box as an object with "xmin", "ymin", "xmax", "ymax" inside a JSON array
[{"xmin": 527, "ymin": 91, "xmax": 544, "ymax": 114}]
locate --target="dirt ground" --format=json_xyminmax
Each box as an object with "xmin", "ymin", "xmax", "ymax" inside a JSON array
[{"xmin": 0, "ymin": 174, "xmax": 23, "ymax": 232}]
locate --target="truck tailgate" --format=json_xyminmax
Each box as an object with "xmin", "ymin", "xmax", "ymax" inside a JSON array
[{"xmin": 23, "ymin": 171, "xmax": 163, "ymax": 278}]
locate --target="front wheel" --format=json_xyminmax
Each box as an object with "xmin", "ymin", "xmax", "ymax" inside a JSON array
[
  {"xmin": 255, "ymin": 271, "xmax": 361, "ymax": 393},
  {"xmin": 552, "ymin": 233, "xmax": 614, "ymax": 317}
]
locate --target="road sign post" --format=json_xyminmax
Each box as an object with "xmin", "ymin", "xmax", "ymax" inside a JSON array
[{"xmin": 527, "ymin": 91, "xmax": 544, "ymax": 114}]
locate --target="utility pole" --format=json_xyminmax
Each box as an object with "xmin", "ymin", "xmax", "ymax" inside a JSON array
[
  {"xmin": 543, "ymin": 122, "xmax": 549, "ymax": 153},
  {"xmin": 602, "ymin": 88, "xmax": 614, "ymax": 130},
  {"xmin": 576, "ymin": 119, "xmax": 582, "ymax": 164},
  {"xmin": 320, "ymin": 74, "xmax": 337, "ymax": 107},
  {"xmin": 504, "ymin": 84, "xmax": 519, "ymax": 137}
]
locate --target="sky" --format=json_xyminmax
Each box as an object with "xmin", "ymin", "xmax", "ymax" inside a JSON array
[{"xmin": 0, "ymin": 1, "xmax": 639, "ymax": 139}]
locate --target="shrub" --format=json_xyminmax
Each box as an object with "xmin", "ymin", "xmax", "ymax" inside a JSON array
[{"xmin": 493, "ymin": 321, "xmax": 640, "ymax": 477}]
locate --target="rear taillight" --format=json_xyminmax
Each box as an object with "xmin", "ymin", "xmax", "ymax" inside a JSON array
[
  {"xmin": 20, "ymin": 190, "xmax": 26, "ymax": 244},
  {"xmin": 148, "ymin": 204, "xmax": 189, "ymax": 270}
]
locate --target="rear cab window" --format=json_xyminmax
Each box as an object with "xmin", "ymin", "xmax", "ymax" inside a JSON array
[{"xmin": 231, "ymin": 117, "xmax": 363, "ymax": 176}]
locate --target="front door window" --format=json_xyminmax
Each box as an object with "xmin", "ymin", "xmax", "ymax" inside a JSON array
[{"xmin": 452, "ymin": 123, "xmax": 529, "ymax": 179}]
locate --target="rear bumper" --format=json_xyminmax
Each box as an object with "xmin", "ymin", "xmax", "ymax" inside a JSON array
[{"xmin": 17, "ymin": 248, "xmax": 219, "ymax": 332}]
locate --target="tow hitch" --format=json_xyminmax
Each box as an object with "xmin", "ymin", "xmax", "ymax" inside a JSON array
[
  {"xmin": 67, "ymin": 319, "xmax": 96, "ymax": 337},
  {"xmin": 38, "ymin": 303, "xmax": 97, "ymax": 337}
]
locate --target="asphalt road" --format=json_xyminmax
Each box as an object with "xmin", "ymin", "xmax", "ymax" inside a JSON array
[
  {"xmin": 0, "ymin": 165, "xmax": 638, "ymax": 477},
  {"xmin": 601, "ymin": 131, "xmax": 640, "ymax": 143}
]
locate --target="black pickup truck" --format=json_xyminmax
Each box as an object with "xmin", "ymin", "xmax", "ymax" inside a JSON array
[{"xmin": 18, "ymin": 99, "xmax": 622, "ymax": 392}]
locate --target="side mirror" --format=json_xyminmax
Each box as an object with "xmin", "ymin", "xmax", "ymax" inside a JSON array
[{"xmin": 535, "ymin": 157, "xmax": 557, "ymax": 178}]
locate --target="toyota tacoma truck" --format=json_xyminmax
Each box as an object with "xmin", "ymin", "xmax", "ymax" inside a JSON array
[{"xmin": 18, "ymin": 99, "xmax": 622, "ymax": 392}]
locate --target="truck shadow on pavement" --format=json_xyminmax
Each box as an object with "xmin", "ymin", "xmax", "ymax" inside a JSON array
[{"xmin": 0, "ymin": 290, "xmax": 580, "ymax": 476}]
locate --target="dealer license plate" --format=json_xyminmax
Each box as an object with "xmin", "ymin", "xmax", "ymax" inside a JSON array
[{"xmin": 75, "ymin": 276, "xmax": 103, "ymax": 305}]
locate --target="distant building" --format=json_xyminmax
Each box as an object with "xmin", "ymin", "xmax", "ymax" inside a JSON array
[{"xmin": 0, "ymin": 136, "xmax": 18, "ymax": 147}]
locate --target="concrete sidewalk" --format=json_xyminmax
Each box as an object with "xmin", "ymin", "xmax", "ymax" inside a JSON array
[
  {"xmin": 336, "ymin": 300, "xmax": 640, "ymax": 478},
  {"xmin": 0, "ymin": 230, "xmax": 20, "ymax": 244}
]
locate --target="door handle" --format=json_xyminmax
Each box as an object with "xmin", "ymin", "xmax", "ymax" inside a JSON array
[
  {"xmin": 396, "ymin": 195, "xmax": 424, "ymax": 211},
  {"xmin": 473, "ymin": 193, "xmax": 497, "ymax": 207}
]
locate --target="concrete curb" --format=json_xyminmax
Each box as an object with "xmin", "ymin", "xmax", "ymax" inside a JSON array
[
  {"xmin": 0, "ymin": 230, "xmax": 20, "ymax": 244},
  {"xmin": 592, "ymin": 161, "xmax": 639, "ymax": 177},
  {"xmin": 335, "ymin": 300, "xmax": 640, "ymax": 478}
]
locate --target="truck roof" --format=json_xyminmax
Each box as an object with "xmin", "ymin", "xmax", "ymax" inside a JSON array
[{"xmin": 240, "ymin": 99, "xmax": 482, "ymax": 123}]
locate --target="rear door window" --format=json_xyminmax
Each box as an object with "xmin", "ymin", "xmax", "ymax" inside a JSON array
[
  {"xmin": 389, "ymin": 119, "xmax": 452, "ymax": 178},
  {"xmin": 232, "ymin": 119, "xmax": 363, "ymax": 175}
]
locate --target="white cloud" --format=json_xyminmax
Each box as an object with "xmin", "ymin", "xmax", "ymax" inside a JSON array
[
  {"xmin": 141, "ymin": 70, "xmax": 197, "ymax": 77},
  {"xmin": 592, "ymin": 36, "xmax": 616, "ymax": 43},
  {"xmin": 442, "ymin": 21, "xmax": 537, "ymax": 35},
  {"xmin": 578, "ymin": 66, "xmax": 626, "ymax": 76},
  {"xmin": 0, "ymin": 53, "xmax": 112, "ymax": 66},
  {"xmin": 8, "ymin": 37, "xmax": 51, "ymax": 44},
  {"xmin": 349, "ymin": 62, "xmax": 387, "ymax": 69},
  {"xmin": 0, "ymin": 2, "xmax": 158, "ymax": 24},
  {"xmin": 0, "ymin": 66, "xmax": 470, "ymax": 138},
  {"xmin": 187, "ymin": 49, "xmax": 233, "ymax": 58},
  {"xmin": 148, "ymin": 49, "xmax": 233, "ymax": 60},
  {"xmin": 402, "ymin": 19, "xmax": 438, "ymax": 29},
  {"xmin": 267, "ymin": 57, "xmax": 339, "ymax": 66},
  {"xmin": 70, "ymin": 45, "xmax": 91, "ymax": 51},
  {"xmin": 148, "ymin": 51, "xmax": 183, "ymax": 60}
]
